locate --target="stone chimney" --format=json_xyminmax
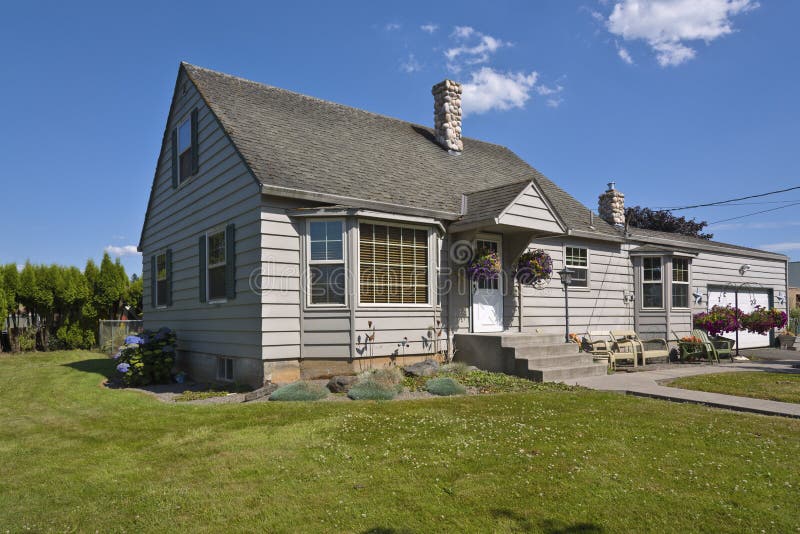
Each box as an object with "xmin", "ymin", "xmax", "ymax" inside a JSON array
[
  {"xmin": 432, "ymin": 80, "xmax": 463, "ymax": 153},
  {"xmin": 598, "ymin": 182, "xmax": 625, "ymax": 226}
]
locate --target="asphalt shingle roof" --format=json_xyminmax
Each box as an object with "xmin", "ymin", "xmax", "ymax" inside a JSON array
[{"xmin": 181, "ymin": 63, "xmax": 786, "ymax": 261}]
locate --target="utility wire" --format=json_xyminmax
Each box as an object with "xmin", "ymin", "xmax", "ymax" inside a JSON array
[
  {"xmin": 654, "ymin": 198, "xmax": 800, "ymax": 209},
  {"xmin": 708, "ymin": 200, "xmax": 800, "ymax": 225},
  {"xmin": 659, "ymin": 185, "xmax": 800, "ymax": 211}
]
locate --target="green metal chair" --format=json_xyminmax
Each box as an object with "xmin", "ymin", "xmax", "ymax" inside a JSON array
[
  {"xmin": 672, "ymin": 330, "xmax": 709, "ymax": 362},
  {"xmin": 692, "ymin": 329, "xmax": 734, "ymax": 363}
]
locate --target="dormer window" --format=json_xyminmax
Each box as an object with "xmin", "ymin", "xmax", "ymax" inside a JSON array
[{"xmin": 178, "ymin": 116, "xmax": 193, "ymax": 183}]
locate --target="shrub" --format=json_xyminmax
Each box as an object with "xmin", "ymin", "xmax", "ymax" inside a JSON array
[
  {"xmin": 440, "ymin": 361, "xmax": 470, "ymax": 374},
  {"xmin": 55, "ymin": 322, "xmax": 95, "ymax": 350},
  {"xmin": 114, "ymin": 327, "xmax": 176, "ymax": 386},
  {"xmin": 269, "ymin": 381, "xmax": 328, "ymax": 401},
  {"xmin": 17, "ymin": 328, "xmax": 37, "ymax": 352},
  {"xmin": 358, "ymin": 366, "xmax": 404, "ymax": 393},
  {"xmin": 426, "ymin": 377, "xmax": 466, "ymax": 396},
  {"xmin": 347, "ymin": 379, "xmax": 397, "ymax": 401}
]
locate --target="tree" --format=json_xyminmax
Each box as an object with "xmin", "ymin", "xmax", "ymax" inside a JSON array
[
  {"xmin": 1, "ymin": 264, "xmax": 19, "ymax": 351},
  {"xmin": 96, "ymin": 253, "xmax": 129, "ymax": 320},
  {"xmin": 0, "ymin": 274, "xmax": 5, "ymax": 352},
  {"xmin": 127, "ymin": 275, "xmax": 143, "ymax": 317},
  {"xmin": 625, "ymin": 206, "xmax": 713, "ymax": 239}
]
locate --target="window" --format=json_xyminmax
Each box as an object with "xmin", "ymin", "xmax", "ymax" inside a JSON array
[
  {"xmin": 155, "ymin": 252, "xmax": 167, "ymax": 307},
  {"xmin": 565, "ymin": 247, "xmax": 588, "ymax": 288},
  {"xmin": 308, "ymin": 220, "xmax": 345, "ymax": 305},
  {"xmin": 177, "ymin": 116, "xmax": 193, "ymax": 183},
  {"xmin": 475, "ymin": 239, "xmax": 500, "ymax": 290},
  {"xmin": 672, "ymin": 258, "xmax": 690, "ymax": 308},
  {"xmin": 217, "ymin": 357, "xmax": 234, "ymax": 381},
  {"xmin": 207, "ymin": 230, "xmax": 226, "ymax": 301},
  {"xmin": 642, "ymin": 257, "xmax": 663, "ymax": 308},
  {"xmin": 360, "ymin": 223, "xmax": 429, "ymax": 304}
]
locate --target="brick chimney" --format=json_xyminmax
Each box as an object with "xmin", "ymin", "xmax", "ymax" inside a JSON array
[
  {"xmin": 432, "ymin": 80, "xmax": 463, "ymax": 153},
  {"xmin": 598, "ymin": 182, "xmax": 625, "ymax": 226}
]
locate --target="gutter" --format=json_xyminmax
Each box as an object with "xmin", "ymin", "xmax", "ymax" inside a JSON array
[{"xmin": 260, "ymin": 183, "xmax": 460, "ymax": 221}]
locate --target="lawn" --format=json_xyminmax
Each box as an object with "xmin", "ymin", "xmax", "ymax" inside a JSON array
[
  {"xmin": 1, "ymin": 352, "xmax": 799, "ymax": 533},
  {"xmin": 668, "ymin": 371, "xmax": 800, "ymax": 404}
]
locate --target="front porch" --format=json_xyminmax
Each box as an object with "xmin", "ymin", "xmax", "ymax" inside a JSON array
[{"xmin": 453, "ymin": 331, "xmax": 607, "ymax": 382}]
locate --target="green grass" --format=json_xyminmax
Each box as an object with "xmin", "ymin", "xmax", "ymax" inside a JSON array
[
  {"xmin": 668, "ymin": 371, "xmax": 800, "ymax": 404},
  {"xmin": 1, "ymin": 351, "xmax": 799, "ymax": 532}
]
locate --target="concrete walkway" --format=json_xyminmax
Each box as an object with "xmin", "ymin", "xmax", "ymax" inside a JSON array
[{"xmin": 567, "ymin": 361, "xmax": 800, "ymax": 419}]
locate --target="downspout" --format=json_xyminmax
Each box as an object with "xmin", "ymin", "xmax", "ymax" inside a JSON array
[
  {"xmin": 518, "ymin": 278, "xmax": 524, "ymax": 332},
  {"xmin": 348, "ymin": 218, "xmax": 357, "ymax": 362}
]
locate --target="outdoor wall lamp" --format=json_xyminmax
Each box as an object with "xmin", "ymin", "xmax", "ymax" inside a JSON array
[
  {"xmin": 739, "ymin": 264, "xmax": 751, "ymax": 275},
  {"xmin": 557, "ymin": 268, "xmax": 575, "ymax": 343}
]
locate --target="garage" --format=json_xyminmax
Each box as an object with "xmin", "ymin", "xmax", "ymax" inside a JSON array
[{"xmin": 706, "ymin": 287, "xmax": 773, "ymax": 348}]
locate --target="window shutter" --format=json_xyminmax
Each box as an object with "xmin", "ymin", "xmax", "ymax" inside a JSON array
[
  {"xmin": 225, "ymin": 223, "xmax": 236, "ymax": 300},
  {"xmin": 171, "ymin": 129, "xmax": 178, "ymax": 189},
  {"xmin": 198, "ymin": 236, "xmax": 207, "ymax": 303},
  {"xmin": 166, "ymin": 248, "xmax": 173, "ymax": 307},
  {"xmin": 190, "ymin": 108, "xmax": 199, "ymax": 175},
  {"xmin": 150, "ymin": 255, "xmax": 157, "ymax": 308}
]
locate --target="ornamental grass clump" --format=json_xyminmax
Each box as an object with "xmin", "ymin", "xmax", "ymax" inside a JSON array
[
  {"xmin": 425, "ymin": 377, "xmax": 466, "ymax": 396},
  {"xmin": 269, "ymin": 381, "xmax": 328, "ymax": 402},
  {"xmin": 693, "ymin": 305, "xmax": 742, "ymax": 337},
  {"xmin": 347, "ymin": 379, "xmax": 397, "ymax": 401},
  {"xmin": 358, "ymin": 366, "xmax": 404, "ymax": 393},
  {"xmin": 513, "ymin": 249, "xmax": 553, "ymax": 285},
  {"xmin": 113, "ymin": 327, "xmax": 176, "ymax": 386}
]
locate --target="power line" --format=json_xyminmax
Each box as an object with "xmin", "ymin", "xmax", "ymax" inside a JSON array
[
  {"xmin": 653, "ymin": 198, "xmax": 800, "ymax": 209},
  {"xmin": 708, "ymin": 200, "xmax": 800, "ymax": 225},
  {"xmin": 660, "ymin": 185, "xmax": 800, "ymax": 211}
]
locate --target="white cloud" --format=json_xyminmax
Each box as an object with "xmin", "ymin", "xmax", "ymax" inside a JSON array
[
  {"xmin": 105, "ymin": 245, "xmax": 141, "ymax": 257},
  {"xmin": 617, "ymin": 44, "xmax": 634, "ymax": 64},
  {"xmin": 461, "ymin": 68, "xmax": 539, "ymax": 115},
  {"xmin": 400, "ymin": 53, "xmax": 422, "ymax": 73},
  {"xmin": 445, "ymin": 26, "xmax": 509, "ymax": 72},
  {"xmin": 421, "ymin": 23, "xmax": 439, "ymax": 34},
  {"xmin": 604, "ymin": 0, "xmax": 758, "ymax": 66},
  {"xmin": 759, "ymin": 242, "xmax": 800, "ymax": 252},
  {"xmin": 385, "ymin": 23, "xmax": 401, "ymax": 31}
]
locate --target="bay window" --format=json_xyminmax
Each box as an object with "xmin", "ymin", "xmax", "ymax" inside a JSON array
[{"xmin": 359, "ymin": 222, "xmax": 428, "ymax": 304}]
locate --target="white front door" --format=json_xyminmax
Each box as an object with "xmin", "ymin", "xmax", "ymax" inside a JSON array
[
  {"xmin": 707, "ymin": 288, "xmax": 772, "ymax": 348},
  {"xmin": 472, "ymin": 237, "xmax": 503, "ymax": 333}
]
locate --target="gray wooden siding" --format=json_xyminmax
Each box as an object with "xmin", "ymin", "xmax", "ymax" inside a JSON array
[
  {"xmin": 518, "ymin": 239, "xmax": 635, "ymax": 335},
  {"xmin": 141, "ymin": 70, "xmax": 262, "ymax": 361},
  {"xmin": 497, "ymin": 186, "xmax": 563, "ymax": 234}
]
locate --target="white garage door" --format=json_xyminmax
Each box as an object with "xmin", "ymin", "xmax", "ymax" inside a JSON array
[{"xmin": 706, "ymin": 288, "xmax": 771, "ymax": 348}]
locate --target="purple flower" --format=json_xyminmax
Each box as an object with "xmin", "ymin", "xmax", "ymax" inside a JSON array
[
  {"xmin": 112, "ymin": 352, "xmax": 121, "ymax": 360},
  {"xmin": 116, "ymin": 363, "xmax": 131, "ymax": 373},
  {"xmin": 124, "ymin": 335, "xmax": 143, "ymax": 345}
]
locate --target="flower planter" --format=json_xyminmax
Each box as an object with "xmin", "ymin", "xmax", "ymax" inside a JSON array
[{"xmin": 777, "ymin": 334, "xmax": 798, "ymax": 351}]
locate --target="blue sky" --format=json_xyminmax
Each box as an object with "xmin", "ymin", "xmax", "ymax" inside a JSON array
[{"xmin": 1, "ymin": 0, "xmax": 798, "ymax": 276}]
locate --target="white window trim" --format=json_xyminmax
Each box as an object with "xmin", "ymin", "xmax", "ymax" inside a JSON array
[
  {"xmin": 217, "ymin": 357, "xmax": 234, "ymax": 382},
  {"xmin": 356, "ymin": 219, "xmax": 434, "ymax": 308},
  {"xmin": 563, "ymin": 245, "xmax": 590, "ymax": 291},
  {"xmin": 177, "ymin": 114, "xmax": 193, "ymax": 186},
  {"xmin": 641, "ymin": 256, "xmax": 665, "ymax": 310},
  {"xmin": 206, "ymin": 227, "xmax": 227, "ymax": 305},
  {"xmin": 306, "ymin": 218, "xmax": 347, "ymax": 308},
  {"xmin": 155, "ymin": 250, "xmax": 168, "ymax": 309},
  {"xmin": 671, "ymin": 257, "xmax": 691, "ymax": 310}
]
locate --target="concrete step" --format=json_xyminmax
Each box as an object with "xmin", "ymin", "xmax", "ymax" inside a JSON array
[
  {"xmin": 523, "ymin": 354, "xmax": 595, "ymax": 368},
  {"xmin": 501, "ymin": 333, "xmax": 567, "ymax": 347},
  {"xmin": 529, "ymin": 362, "xmax": 608, "ymax": 382},
  {"xmin": 513, "ymin": 343, "xmax": 579, "ymax": 358}
]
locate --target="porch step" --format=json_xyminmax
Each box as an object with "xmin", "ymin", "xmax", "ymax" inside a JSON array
[
  {"xmin": 528, "ymin": 362, "xmax": 608, "ymax": 382},
  {"xmin": 453, "ymin": 332, "xmax": 608, "ymax": 383}
]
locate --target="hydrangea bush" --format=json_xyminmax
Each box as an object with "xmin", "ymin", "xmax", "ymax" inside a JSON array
[
  {"xmin": 513, "ymin": 249, "xmax": 553, "ymax": 285},
  {"xmin": 113, "ymin": 327, "xmax": 176, "ymax": 386}
]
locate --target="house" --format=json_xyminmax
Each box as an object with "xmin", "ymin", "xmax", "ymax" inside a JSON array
[
  {"xmin": 788, "ymin": 261, "xmax": 800, "ymax": 309},
  {"xmin": 139, "ymin": 63, "xmax": 789, "ymax": 386}
]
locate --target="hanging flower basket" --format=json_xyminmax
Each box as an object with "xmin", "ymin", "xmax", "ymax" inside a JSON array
[
  {"xmin": 741, "ymin": 306, "xmax": 787, "ymax": 335},
  {"xmin": 466, "ymin": 248, "xmax": 501, "ymax": 281},
  {"xmin": 693, "ymin": 305, "xmax": 743, "ymax": 337},
  {"xmin": 513, "ymin": 249, "xmax": 553, "ymax": 286}
]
